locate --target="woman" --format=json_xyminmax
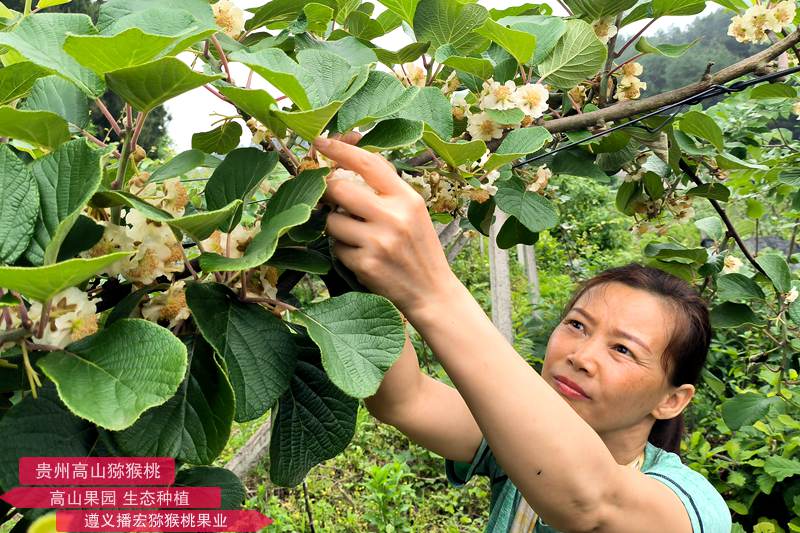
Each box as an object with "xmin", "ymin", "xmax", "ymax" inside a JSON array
[{"xmin": 314, "ymin": 134, "xmax": 732, "ymax": 533}]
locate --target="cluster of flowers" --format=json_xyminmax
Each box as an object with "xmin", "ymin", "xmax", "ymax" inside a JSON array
[
  {"xmin": 727, "ymin": 1, "xmax": 796, "ymax": 44},
  {"xmin": 614, "ymin": 62, "xmax": 647, "ymax": 101},
  {"xmin": 592, "ymin": 17, "xmax": 618, "ymax": 44},
  {"xmin": 212, "ymin": 0, "xmax": 245, "ymax": 39}
]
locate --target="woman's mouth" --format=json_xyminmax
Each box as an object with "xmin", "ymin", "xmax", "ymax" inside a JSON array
[{"xmin": 554, "ymin": 376, "xmax": 590, "ymax": 400}]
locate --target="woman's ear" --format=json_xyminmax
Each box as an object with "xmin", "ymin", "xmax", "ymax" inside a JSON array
[{"xmin": 651, "ymin": 383, "xmax": 695, "ymax": 421}]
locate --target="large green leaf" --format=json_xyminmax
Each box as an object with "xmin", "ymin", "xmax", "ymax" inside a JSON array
[
  {"xmin": 502, "ymin": 16, "xmax": 566, "ymax": 64},
  {"xmin": 106, "ymin": 57, "xmax": 223, "ymax": 113},
  {"xmin": 484, "ymin": 127, "xmax": 552, "ymax": 172},
  {"xmin": 764, "ymin": 456, "xmax": 800, "ymax": 482},
  {"xmin": 0, "ymin": 252, "xmax": 131, "ymax": 302},
  {"xmin": 537, "ymin": 19, "xmax": 606, "ymax": 89},
  {"xmin": 274, "ymin": 100, "xmax": 343, "ymax": 141},
  {"xmin": 678, "ymin": 110, "xmax": 724, "ymax": 151},
  {"xmin": 435, "ymin": 49, "xmax": 495, "ymax": 79},
  {"xmin": 710, "ymin": 302, "xmax": 762, "ymax": 328},
  {"xmin": 98, "ymin": 0, "xmax": 217, "ymax": 36},
  {"xmin": 373, "ymin": 42, "xmax": 430, "ymax": 66},
  {"xmin": 24, "ymin": 139, "xmax": 103, "ymax": 265},
  {"xmin": 186, "ymin": 282, "xmax": 298, "ymax": 423},
  {"xmin": 476, "ymin": 18, "xmax": 536, "ymax": 65},
  {"xmin": 0, "ymin": 145, "xmax": 38, "ymax": 264},
  {"xmin": 21, "ymin": 75, "xmax": 89, "ymax": 129},
  {"xmin": 149, "ymin": 149, "xmax": 221, "ymax": 183},
  {"xmin": 721, "ymin": 392, "xmax": 782, "ymax": 430},
  {"xmin": 651, "ymin": 0, "xmax": 707, "ymax": 17},
  {"xmin": 716, "ymin": 273, "xmax": 765, "ymax": 302},
  {"xmin": 173, "ymin": 466, "xmax": 245, "ymax": 509},
  {"xmin": 377, "ymin": 0, "xmax": 420, "ymax": 24},
  {"xmin": 0, "ymin": 382, "xmax": 96, "ymax": 492},
  {"xmin": 204, "ymin": 148, "xmax": 279, "ymax": 231},
  {"xmin": 63, "ymin": 28, "xmax": 176, "ymax": 75},
  {"xmin": 294, "ymin": 33, "xmax": 378, "ymax": 66},
  {"xmin": 288, "ymin": 292, "xmax": 405, "ymax": 398},
  {"xmin": 270, "ymin": 358, "xmax": 358, "ymax": 487},
  {"xmin": 111, "ymin": 336, "xmax": 234, "ymax": 465},
  {"xmin": 413, "ymin": 0, "xmax": 489, "ymax": 55},
  {"xmin": 245, "ymin": 0, "xmax": 338, "ymax": 30},
  {"xmin": 494, "ymin": 176, "xmax": 559, "ymax": 233},
  {"xmin": 337, "ymin": 70, "xmax": 419, "ymax": 132},
  {"xmin": 358, "ymin": 118, "xmax": 424, "ymax": 151},
  {"xmin": 422, "ymin": 126, "xmax": 486, "ymax": 168},
  {"xmin": 0, "ymin": 13, "xmax": 105, "ymax": 96},
  {"xmin": 199, "ymin": 168, "xmax": 328, "ymax": 272},
  {"xmin": 216, "ymin": 86, "xmax": 281, "ymax": 134},
  {"xmin": 36, "ymin": 319, "xmax": 188, "ymax": 431},
  {"xmin": 635, "ymin": 36, "xmax": 698, "ymax": 58},
  {"xmin": 229, "ymin": 48, "xmax": 310, "ymax": 110},
  {"xmin": 0, "ymin": 106, "xmax": 69, "ymax": 150},
  {"xmin": 643, "ymin": 242, "xmax": 708, "ymax": 265},
  {"xmin": 192, "ymin": 121, "xmax": 242, "ymax": 155},
  {"xmin": 0, "ymin": 62, "xmax": 49, "ymax": 105},
  {"xmin": 397, "ymin": 87, "xmax": 453, "ymax": 140},
  {"xmin": 563, "ymin": 0, "xmax": 638, "ymax": 19},
  {"xmin": 756, "ymin": 254, "xmax": 792, "ymax": 293}
]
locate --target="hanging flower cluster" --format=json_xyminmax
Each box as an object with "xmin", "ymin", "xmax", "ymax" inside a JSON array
[
  {"xmin": 592, "ymin": 16, "xmax": 618, "ymax": 44},
  {"xmin": 727, "ymin": 1, "xmax": 796, "ymax": 44},
  {"xmin": 722, "ymin": 255, "xmax": 744, "ymax": 274},
  {"xmin": 142, "ymin": 280, "xmax": 191, "ymax": 329},
  {"xmin": 614, "ymin": 62, "xmax": 647, "ymax": 101},
  {"xmin": 395, "ymin": 63, "xmax": 427, "ymax": 87},
  {"xmin": 27, "ymin": 288, "xmax": 98, "ymax": 349},
  {"xmin": 200, "ymin": 222, "xmax": 260, "ymax": 259},
  {"xmin": 462, "ymin": 79, "xmax": 550, "ymax": 141},
  {"xmin": 784, "ymin": 286, "xmax": 799, "ymax": 304},
  {"xmin": 130, "ymin": 177, "xmax": 190, "ymax": 216},
  {"xmin": 526, "ymin": 165, "xmax": 552, "ymax": 193},
  {"xmin": 400, "ymin": 171, "xmax": 462, "ymax": 213},
  {"xmin": 212, "ymin": 0, "xmax": 245, "ymax": 39}
]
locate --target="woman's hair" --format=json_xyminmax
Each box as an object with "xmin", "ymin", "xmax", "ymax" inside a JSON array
[{"xmin": 559, "ymin": 263, "xmax": 712, "ymax": 455}]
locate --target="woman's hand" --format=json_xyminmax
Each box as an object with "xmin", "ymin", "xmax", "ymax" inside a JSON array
[{"xmin": 313, "ymin": 134, "xmax": 458, "ymax": 317}]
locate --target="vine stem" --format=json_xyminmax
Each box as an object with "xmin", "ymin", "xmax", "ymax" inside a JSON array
[
  {"xmin": 0, "ymin": 328, "xmax": 28, "ymax": 346},
  {"xmin": 20, "ymin": 342, "xmax": 41, "ymax": 399},
  {"xmin": 95, "ymin": 99, "xmax": 122, "ymax": 137},
  {"xmin": 130, "ymin": 111, "xmax": 149, "ymax": 151},
  {"xmin": 204, "ymin": 84, "xmax": 232, "ymax": 103},
  {"xmin": 680, "ymin": 160, "xmax": 768, "ymax": 277},
  {"xmin": 110, "ymin": 110, "xmax": 135, "ymax": 224},
  {"xmin": 616, "ymin": 19, "xmax": 656, "ymax": 59},
  {"xmin": 23, "ymin": 0, "xmax": 31, "ymax": 15},
  {"xmin": 599, "ymin": 14, "xmax": 624, "ymax": 107},
  {"xmin": 36, "ymin": 299, "xmax": 51, "ymax": 340},
  {"xmin": 210, "ymin": 35, "xmax": 233, "ymax": 84},
  {"xmin": 608, "ymin": 53, "xmax": 645, "ymax": 76},
  {"xmin": 241, "ymin": 296, "xmax": 298, "ymax": 312},
  {"xmin": 302, "ymin": 481, "xmax": 316, "ymax": 533}
]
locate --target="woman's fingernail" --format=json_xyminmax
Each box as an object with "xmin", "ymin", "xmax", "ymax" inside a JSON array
[{"xmin": 314, "ymin": 137, "xmax": 330, "ymax": 148}]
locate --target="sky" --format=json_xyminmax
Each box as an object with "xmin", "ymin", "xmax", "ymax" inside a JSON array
[{"xmin": 164, "ymin": 0, "xmax": 721, "ymax": 152}]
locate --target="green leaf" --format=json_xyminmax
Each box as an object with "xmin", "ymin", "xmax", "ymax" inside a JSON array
[
  {"xmin": 484, "ymin": 127, "xmax": 552, "ymax": 172},
  {"xmin": 643, "ymin": 242, "xmax": 707, "ymax": 265},
  {"xmin": 105, "ymin": 283, "xmax": 169, "ymax": 327},
  {"xmin": 106, "ymin": 57, "xmax": 223, "ymax": 113},
  {"xmin": 756, "ymin": 254, "xmax": 792, "ymax": 293},
  {"xmin": 98, "ymin": 5, "xmax": 216, "ymax": 54},
  {"xmin": 303, "ymin": 2, "xmax": 335, "ymax": 34},
  {"xmin": 679, "ymin": 110, "xmax": 724, "ymax": 151},
  {"xmin": 295, "ymin": 33, "xmax": 378, "ymax": 66},
  {"xmin": 192, "ymin": 121, "xmax": 242, "ymax": 155},
  {"xmin": 20, "ymin": 75, "xmax": 89, "ymax": 129},
  {"xmin": 0, "ymin": 106, "xmax": 69, "ymax": 150},
  {"xmin": 484, "ymin": 108, "xmax": 525, "ymax": 126},
  {"xmin": 287, "ymin": 292, "xmax": 405, "ymax": 398},
  {"xmin": 502, "ymin": 16, "xmax": 566, "ymax": 64},
  {"xmin": 270, "ymin": 357, "xmax": 358, "ymax": 486},
  {"xmin": 438, "ymin": 53, "xmax": 495, "ymax": 79},
  {"xmin": 0, "ymin": 1, "xmax": 13, "ymax": 18},
  {"xmin": 216, "ymin": 86, "xmax": 282, "ymax": 134},
  {"xmin": 0, "ymin": 382, "xmax": 95, "ymax": 492},
  {"xmin": 686, "ymin": 182, "xmax": 730, "ymax": 202},
  {"xmin": 550, "ymin": 148, "xmax": 608, "ymax": 181},
  {"xmin": 111, "ymin": 335, "xmax": 234, "ymax": 465},
  {"xmin": 199, "ymin": 168, "xmax": 328, "ymax": 272},
  {"xmin": 422, "ymin": 126, "xmax": 486, "ymax": 168},
  {"xmin": 0, "ymin": 252, "xmax": 131, "ymax": 302},
  {"xmin": 764, "ymin": 456, "xmax": 800, "ymax": 482},
  {"xmin": 475, "ymin": 18, "xmax": 536, "ymax": 65},
  {"xmin": 345, "ymin": 10, "xmax": 384, "ymax": 40},
  {"xmin": 337, "ymin": 70, "xmax": 419, "ymax": 132},
  {"xmin": 717, "ymin": 274, "xmax": 765, "ymax": 302},
  {"xmin": 710, "ymin": 302, "xmax": 762, "ymax": 328},
  {"xmin": 635, "ymin": 36, "xmax": 698, "ymax": 58},
  {"xmin": 563, "ymin": 0, "xmax": 638, "ymax": 19},
  {"xmin": 0, "ymin": 13, "xmax": 105, "ymax": 96},
  {"xmin": 24, "ymin": 139, "xmax": 103, "ymax": 265},
  {"xmin": 204, "ymin": 148, "xmax": 279, "ymax": 231},
  {"xmin": 694, "ymin": 216, "xmax": 724, "ymax": 242},
  {"xmin": 468, "ymin": 196, "xmax": 495, "ymax": 236},
  {"xmin": 63, "ymin": 28, "xmax": 176, "ymax": 75},
  {"xmin": 746, "ymin": 198, "xmax": 765, "ymax": 219},
  {"xmin": 413, "ymin": 0, "xmax": 489, "ymax": 55},
  {"xmin": 172, "ymin": 466, "xmax": 245, "ymax": 510},
  {"xmin": 537, "ymin": 19, "xmax": 606, "ymax": 89},
  {"xmin": 0, "ymin": 145, "xmax": 39, "ymax": 264},
  {"xmin": 229, "ymin": 48, "xmax": 310, "ymax": 110},
  {"xmin": 274, "ymin": 100, "xmax": 343, "ymax": 141},
  {"xmin": 396, "ymin": 87, "xmax": 453, "ymax": 140},
  {"xmin": 169, "ymin": 200, "xmax": 244, "ymax": 241},
  {"xmin": 358, "ymin": 118, "xmax": 424, "ymax": 151},
  {"xmin": 0, "ymin": 62, "xmax": 49, "ymax": 105},
  {"xmin": 496, "ymin": 215, "xmax": 539, "ymax": 248},
  {"xmin": 267, "ymin": 247, "xmax": 331, "ymax": 274},
  {"xmin": 651, "ymin": 0, "xmax": 707, "ymax": 17},
  {"xmin": 377, "ymin": 0, "xmax": 420, "ymax": 24},
  {"xmin": 37, "ymin": 319, "xmax": 187, "ymax": 431},
  {"xmin": 750, "ymin": 83, "xmax": 797, "ymax": 99},
  {"xmin": 373, "ymin": 42, "xmax": 430, "ymax": 66},
  {"xmin": 246, "ymin": 0, "xmax": 337, "ymax": 30},
  {"xmin": 779, "ymin": 168, "xmax": 800, "ymax": 187},
  {"xmin": 149, "ymin": 149, "xmax": 221, "ymax": 183},
  {"xmin": 186, "ymin": 282, "xmax": 297, "ymax": 422},
  {"xmin": 721, "ymin": 392, "xmax": 782, "ymax": 430},
  {"xmin": 293, "ymin": 49, "xmax": 370, "ymax": 108},
  {"xmin": 494, "ymin": 176, "xmax": 559, "ymax": 233}
]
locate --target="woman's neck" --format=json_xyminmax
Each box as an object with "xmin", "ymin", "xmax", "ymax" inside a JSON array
[{"xmin": 598, "ymin": 419, "xmax": 653, "ymax": 465}]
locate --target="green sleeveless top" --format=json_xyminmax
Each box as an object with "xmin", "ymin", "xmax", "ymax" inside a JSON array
[{"xmin": 445, "ymin": 439, "xmax": 732, "ymax": 533}]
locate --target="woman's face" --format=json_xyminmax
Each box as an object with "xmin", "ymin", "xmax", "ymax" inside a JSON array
[{"xmin": 540, "ymin": 282, "xmax": 681, "ymax": 436}]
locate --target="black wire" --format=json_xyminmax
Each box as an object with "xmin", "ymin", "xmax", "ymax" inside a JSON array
[{"xmin": 511, "ymin": 65, "xmax": 800, "ymax": 170}]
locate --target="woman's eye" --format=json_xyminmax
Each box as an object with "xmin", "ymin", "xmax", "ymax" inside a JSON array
[
  {"xmin": 567, "ymin": 319, "xmax": 583, "ymax": 330},
  {"xmin": 615, "ymin": 345, "xmax": 632, "ymax": 356}
]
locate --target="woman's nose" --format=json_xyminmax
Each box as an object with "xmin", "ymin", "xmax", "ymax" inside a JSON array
[{"xmin": 566, "ymin": 338, "xmax": 600, "ymax": 374}]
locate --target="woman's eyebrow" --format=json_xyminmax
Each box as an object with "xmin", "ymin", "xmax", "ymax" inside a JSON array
[{"xmin": 570, "ymin": 307, "xmax": 653, "ymax": 356}]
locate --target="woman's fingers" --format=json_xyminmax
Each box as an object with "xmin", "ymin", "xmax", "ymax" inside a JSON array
[
  {"xmin": 313, "ymin": 137, "xmax": 402, "ymax": 195},
  {"xmin": 325, "ymin": 211, "xmax": 369, "ymax": 247},
  {"xmin": 324, "ymin": 177, "xmax": 384, "ymax": 220}
]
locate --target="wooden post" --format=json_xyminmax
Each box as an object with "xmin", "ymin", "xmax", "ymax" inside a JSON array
[{"xmin": 488, "ymin": 210, "xmax": 513, "ymax": 342}]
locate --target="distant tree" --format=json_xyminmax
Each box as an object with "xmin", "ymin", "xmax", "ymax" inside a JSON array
[{"xmin": 3, "ymin": 0, "xmax": 171, "ymax": 156}]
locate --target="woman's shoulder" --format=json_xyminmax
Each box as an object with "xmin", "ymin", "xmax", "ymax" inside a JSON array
[{"xmin": 642, "ymin": 442, "xmax": 732, "ymax": 533}]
